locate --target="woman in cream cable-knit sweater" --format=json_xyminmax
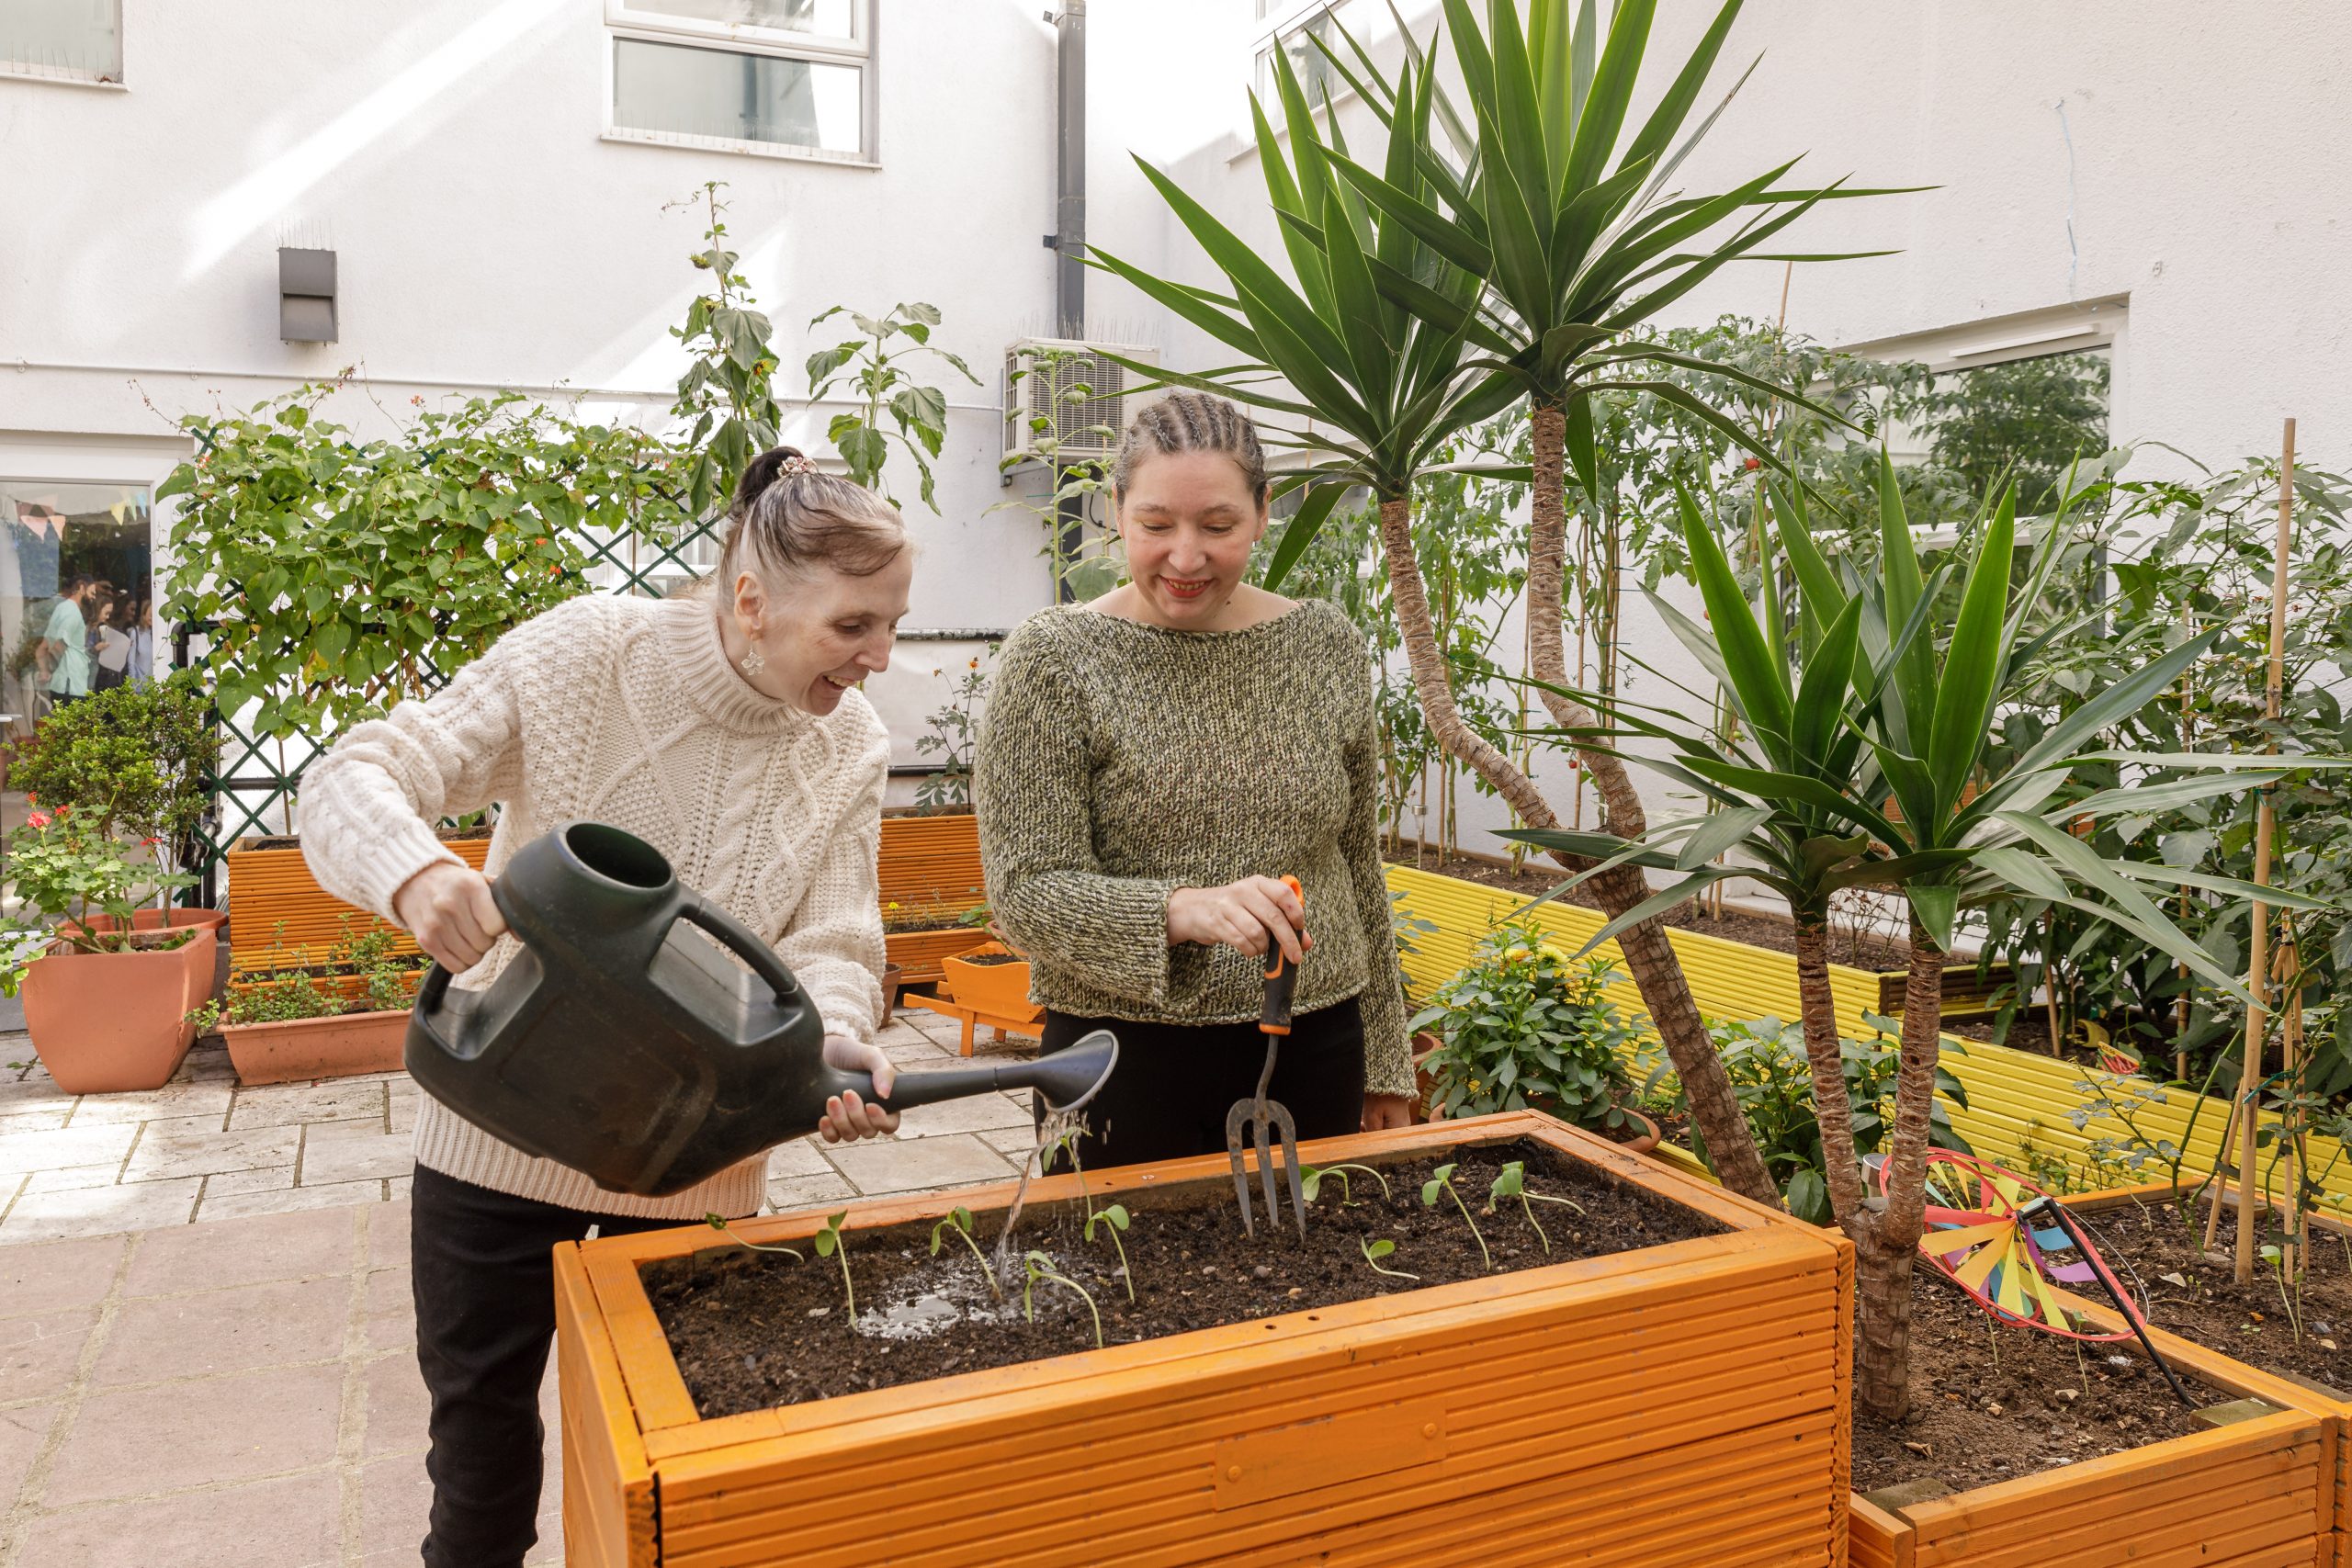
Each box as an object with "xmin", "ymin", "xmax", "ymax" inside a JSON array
[
  {"xmin": 300, "ymin": 448, "xmax": 907, "ymax": 1568},
  {"xmin": 976, "ymin": 392, "xmax": 1414, "ymax": 1169}
]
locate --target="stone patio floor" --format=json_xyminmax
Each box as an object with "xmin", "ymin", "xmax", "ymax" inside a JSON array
[{"xmin": 0, "ymin": 1006, "xmax": 1041, "ymax": 1566}]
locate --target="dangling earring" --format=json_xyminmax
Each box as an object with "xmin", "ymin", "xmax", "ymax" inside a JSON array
[{"xmin": 739, "ymin": 629, "xmax": 766, "ymax": 678}]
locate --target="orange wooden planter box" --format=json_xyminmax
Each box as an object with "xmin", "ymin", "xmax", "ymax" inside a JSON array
[
  {"xmin": 882, "ymin": 926, "xmax": 990, "ymax": 987},
  {"xmin": 556, "ymin": 1111, "xmax": 1854, "ymax": 1568},
  {"xmin": 224, "ymin": 833, "xmax": 491, "ymax": 978},
  {"xmin": 1849, "ymin": 1181, "xmax": 2342, "ymax": 1568},
  {"xmin": 939, "ymin": 942, "xmax": 1035, "ymax": 1015}
]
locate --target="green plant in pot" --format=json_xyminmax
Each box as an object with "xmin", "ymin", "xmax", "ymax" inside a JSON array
[
  {"xmin": 0, "ymin": 807, "xmax": 213, "ymax": 1094},
  {"xmin": 1409, "ymin": 919, "xmax": 1649, "ymax": 1141},
  {"xmin": 8, "ymin": 669, "xmax": 215, "ymax": 885}
]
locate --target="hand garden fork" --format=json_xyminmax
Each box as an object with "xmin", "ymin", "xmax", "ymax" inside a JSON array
[{"xmin": 1226, "ymin": 875, "xmax": 1306, "ymax": 1241}]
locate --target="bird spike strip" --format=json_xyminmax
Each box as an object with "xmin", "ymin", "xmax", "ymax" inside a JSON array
[{"xmin": 1894, "ymin": 1149, "xmax": 2137, "ymax": 1343}]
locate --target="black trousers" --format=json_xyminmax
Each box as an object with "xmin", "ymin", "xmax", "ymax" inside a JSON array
[
  {"xmin": 409, "ymin": 1164, "xmax": 703, "ymax": 1568},
  {"xmin": 1036, "ymin": 998, "xmax": 1365, "ymax": 1168}
]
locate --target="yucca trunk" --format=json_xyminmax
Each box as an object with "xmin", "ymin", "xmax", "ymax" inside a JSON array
[
  {"xmin": 1381, "ymin": 460, "xmax": 1777, "ymax": 1210},
  {"xmin": 1852, "ymin": 919, "xmax": 1951, "ymax": 1421},
  {"xmin": 1792, "ymin": 914, "xmax": 1871, "ymax": 1230}
]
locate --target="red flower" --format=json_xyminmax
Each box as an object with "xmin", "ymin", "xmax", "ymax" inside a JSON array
[
  {"xmin": 141, "ymin": 836, "xmax": 160, "ymax": 847},
  {"xmin": 25, "ymin": 812, "xmax": 49, "ymax": 829},
  {"xmin": 1743, "ymin": 457, "xmax": 1761, "ymax": 471}
]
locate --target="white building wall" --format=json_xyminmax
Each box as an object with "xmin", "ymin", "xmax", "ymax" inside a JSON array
[{"xmin": 6, "ymin": 1, "xmax": 2348, "ymax": 834}]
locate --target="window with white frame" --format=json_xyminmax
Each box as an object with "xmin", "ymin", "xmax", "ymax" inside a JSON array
[
  {"xmin": 606, "ymin": 0, "xmax": 875, "ymax": 163},
  {"xmin": 2, "ymin": 0, "xmax": 121, "ymax": 85},
  {"xmin": 1252, "ymin": 0, "xmax": 1361, "ymax": 107}
]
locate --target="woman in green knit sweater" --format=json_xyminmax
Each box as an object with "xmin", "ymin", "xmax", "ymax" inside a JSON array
[{"xmin": 975, "ymin": 391, "xmax": 1413, "ymax": 1166}]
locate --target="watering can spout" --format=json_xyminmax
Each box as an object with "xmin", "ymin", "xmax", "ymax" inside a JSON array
[{"xmin": 860, "ymin": 1030, "xmax": 1119, "ymax": 1120}]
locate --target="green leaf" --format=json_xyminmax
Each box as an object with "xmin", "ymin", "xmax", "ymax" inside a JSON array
[{"xmin": 1925, "ymin": 485, "xmax": 2017, "ymax": 817}]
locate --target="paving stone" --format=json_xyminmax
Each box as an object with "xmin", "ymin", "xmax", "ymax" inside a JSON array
[
  {"xmin": 356, "ymin": 1454, "xmax": 434, "ymax": 1567},
  {"xmin": 119, "ymin": 1116, "xmax": 300, "ymax": 1182},
  {"xmin": 226, "ymin": 1078, "xmax": 387, "ymax": 1130},
  {"xmin": 0, "ymin": 1235, "xmax": 125, "ymax": 1317},
  {"xmin": 363, "ymin": 1265, "xmax": 413, "ymax": 1352},
  {"xmin": 825, "ymin": 1134, "xmax": 1016, "ymax": 1196},
  {"xmin": 18, "ymin": 1166, "xmax": 125, "ymax": 1196},
  {"xmin": 0, "ymin": 1308, "xmax": 97, "ymax": 1403},
  {"xmin": 198, "ymin": 1178, "xmax": 388, "ymax": 1223},
  {"xmin": 94, "ymin": 1275, "xmax": 348, "ymax": 1385},
  {"xmin": 204, "ymin": 1166, "xmax": 296, "ymax": 1197},
  {"xmin": 0, "ymin": 1124, "xmax": 136, "ymax": 1179},
  {"xmin": 0, "ymin": 1403, "xmax": 59, "ymax": 1509},
  {"xmin": 17, "ymin": 1471, "xmax": 344, "ymax": 1568},
  {"xmin": 882, "ymin": 1038, "xmax": 955, "ymax": 1065},
  {"xmin": 45, "ymin": 1362, "xmax": 345, "ymax": 1505},
  {"xmin": 0, "ymin": 1077, "xmax": 78, "ymax": 1118},
  {"xmin": 0, "ymin": 1179, "xmax": 202, "ymax": 1244},
  {"xmin": 177, "ymin": 1043, "xmax": 242, "ymax": 1084},
  {"xmin": 363, "ymin": 1348, "xmax": 432, "ymax": 1459},
  {"xmin": 64, "ymin": 1081, "xmax": 233, "ymax": 1127},
  {"xmin": 388, "ymin": 1173, "xmax": 413, "ymax": 1200},
  {"xmin": 763, "ymin": 1171, "xmax": 857, "ymax": 1213},
  {"xmin": 0, "ymin": 1111, "xmax": 70, "ymax": 1135},
  {"xmin": 888, "ymin": 1090, "xmax": 1035, "ymax": 1140},
  {"xmin": 980, "ymin": 1123, "xmax": 1044, "ymax": 1156},
  {"xmin": 126, "ymin": 1204, "xmax": 359, "ymax": 1295},
  {"xmin": 764, "ymin": 1137, "xmax": 834, "ymax": 1180},
  {"xmin": 368, "ymin": 1200, "xmax": 412, "ymax": 1269},
  {"xmin": 300, "ymin": 1122, "xmax": 414, "ymax": 1185}
]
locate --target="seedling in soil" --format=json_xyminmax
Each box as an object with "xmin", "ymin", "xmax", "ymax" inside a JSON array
[
  {"xmin": 812, "ymin": 1211, "xmax": 856, "ymax": 1325},
  {"xmin": 1083, "ymin": 1202, "xmax": 1135, "ymax": 1302},
  {"xmin": 1301, "ymin": 1163, "xmax": 1392, "ymax": 1206},
  {"xmin": 929, "ymin": 1207, "xmax": 1003, "ymax": 1301},
  {"xmin": 1419, "ymin": 1163, "xmax": 1492, "ymax": 1271},
  {"xmin": 704, "ymin": 1213, "xmax": 804, "ymax": 1261},
  {"xmin": 1484, "ymin": 1161, "xmax": 1585, "ymax": 1255},
  {"xmin": 1021, "ymin": 1249, "xmax": 1103, "ymax": 1348},
  {"xmin": 1360, "ymin": 1237, "xmax": 1420, "ymax": 1280},
  {"xmin": 2260, "ymin": 1242, "xmax": 2306, "ymax": 1342}
]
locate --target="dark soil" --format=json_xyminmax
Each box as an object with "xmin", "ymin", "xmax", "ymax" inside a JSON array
[
  {"xmin": 649, "ymin": 1138, "xmax": 1725, "ymax": 1420},
  {"xmin": 1392, "ymin": 852, "xmax": 1910, "ymax": 970},
  {"xmin": 2068, "ymin": 1202, "xmax": 2352, "ymax": 1395},
  {"xmin": 955, "ymin": 953, "xmax": 1022, "ymax": 968},
  {"xmin": 1851, "ymin": 1268, "xmax": 2218, "ymax": 1494}
]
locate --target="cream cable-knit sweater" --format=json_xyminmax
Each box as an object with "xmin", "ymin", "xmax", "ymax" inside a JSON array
[{"xmin": 299, "ymin": 592, "xmax": 889, "ymax": 1220}]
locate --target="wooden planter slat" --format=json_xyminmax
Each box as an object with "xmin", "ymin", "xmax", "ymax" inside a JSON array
[
  {"xmin": 876, "ymin": 814, "xmax": 985, "ymax": 919},
  {"xmin": 555, "ymin": 1245, "xmax": 657, "ymax": 1568},
  {"xmin": 227, "ymin": 835, "xmax": 492, "ymax": 977},
  {"xmin": 560, "ymin": 1112, "xmax": 1850, "ymax": 1566}
]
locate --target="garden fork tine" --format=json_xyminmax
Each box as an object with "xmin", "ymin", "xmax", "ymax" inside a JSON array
[{"xmin": 1224, "ymin": 876, "xmax": 1306, "ymax": 1242}]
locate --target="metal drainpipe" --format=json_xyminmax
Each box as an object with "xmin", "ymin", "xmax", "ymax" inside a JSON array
[{"xmin": 1050, "ymin": 0, "xmax": 1088, "ymax": 602}]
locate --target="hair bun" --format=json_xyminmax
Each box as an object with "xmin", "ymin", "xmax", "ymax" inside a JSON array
[{"xmin": 730, "ymin": 446, "xmax": 817, "ymax": 518}]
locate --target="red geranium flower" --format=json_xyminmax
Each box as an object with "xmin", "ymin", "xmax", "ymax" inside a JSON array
[
  {"xmin": 26, "ymin": 812, "xmax": 49, "ymax": 829},
  {"xmin": 1743, "ymin": 456, "xmax": 1761, "ymax": 471}
]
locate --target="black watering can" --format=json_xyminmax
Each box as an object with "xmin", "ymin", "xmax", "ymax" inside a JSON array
[{"xmin": 405, "ymin": 821, "xmax": 1117, "ymax": 1198}]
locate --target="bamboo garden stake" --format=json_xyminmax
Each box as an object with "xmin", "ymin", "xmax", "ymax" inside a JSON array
[{"xmin": 2227, "ymin": 417, "xmax": 2295, "ymax": 1284}]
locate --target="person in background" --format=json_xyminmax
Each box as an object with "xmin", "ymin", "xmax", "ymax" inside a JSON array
[
  {"xmin": 37, "ymin": 575, "xmax": 96, "ymax": 712},
  {"xmin": 92, "ymin": 592, "xmax": 131, "ymax": 692},
  {"xmin": 974, "ymin": 391, "xmax": 1415, "ymax": 1169},
  {"xmin": 124, "ymin": 593, "xmax": 154, "ymax": 685}
]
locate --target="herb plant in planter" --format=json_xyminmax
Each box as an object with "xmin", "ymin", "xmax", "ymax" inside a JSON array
[
  {"xmin": 1409, "ymin": 920, "xmax": 1654, "ymax": 1145},
  {"xmin": 0, "ymin": 809, "xmax": 213, "ymax": 1093},
  {"xmin": 193, "ymin": 919, "xmax": 429, "ymax": 1085}
]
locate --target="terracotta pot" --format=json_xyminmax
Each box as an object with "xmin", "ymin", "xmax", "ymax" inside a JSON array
[
  {"xmin": 880, "ymin": 964, "xmax": 904, "ymax": 1014},
  {"xmin": 220, "ymin": 1007, "xmax": 407, "ymax": 1087},
  {"xmin": 1410, "ymin": 1031, "xmax": 1442, "ymax": 1122},
  {"xmin": 940, "ymin": 942, "xmax": 1033, "ymax": 1013},
  {"xmin": 22, "ymin": 915, "xmax": 219, "ymax": 1094},
  {"xmin": 557, "ymin": 1112, "xmax": 1851, "ymax": 1568}
]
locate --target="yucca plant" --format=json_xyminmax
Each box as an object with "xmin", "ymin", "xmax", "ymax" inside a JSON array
[
  {"xmin": 1513, "ymin": 454, "xmax": 2328, "ymax": 1417},
  {"xmin": 1095, "ymin": 0, "xmax": 1907, "ymax": 1203}
]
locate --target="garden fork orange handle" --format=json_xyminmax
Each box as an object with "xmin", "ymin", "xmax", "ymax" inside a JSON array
[{"xmin": 1260, "ymin": 875, "xmax": 1304, "ymax": 1037}]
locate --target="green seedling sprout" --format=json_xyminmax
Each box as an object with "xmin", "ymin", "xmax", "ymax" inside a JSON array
[
  {"xmin": 704, "ymin": 1212, "xmax": 804, "ymax": 1262},
  {"xmin": 1301, "ymin": 1163, "xmax": 1393, "ymax": 1206},
  {"xmin": 1485, "ymin": 1161, "xmax": 1586, "ymax": 1255},
  {"xmin": 929, "ymin": 1206, "xmax": 1003, "ymax": 1301},
  {"xmin": 1419, "ymin": 1162, "xmax": 1491, "ymax": 1271},
  {"xmin": 812, "ymin": 1211, "xmax": 855, "ymax": 1325},
  {"xmin": 1083, "ymin": 1202, "xmax": 1135, "ymax": 1302},
  {"xmin": 1021, "ymin": 1249, "xmax": 1103, "ymax": 1348},
  {"xmin": 1361, "ymin": 1237, "xmax": 1419, "ymax": 1280}
]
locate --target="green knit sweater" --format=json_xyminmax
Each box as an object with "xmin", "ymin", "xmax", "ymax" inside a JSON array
[{"xmin": 974, "ymin": 600, "xmax": 1412, "ymax": 1098}]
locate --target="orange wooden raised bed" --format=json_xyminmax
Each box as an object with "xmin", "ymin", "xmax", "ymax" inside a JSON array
[
  {"xmin": 882, "ymin": 926, "xmax": 990, "ymax": 987},
  {"xmin": 556, "ymin": 1111, "xmax": 1854, "ymax": 1568},
  {"xmin": 938, "ymin": 941, "xmax": 1035, "ymax": 1015},
  {"xmin": 877, "ymin": 814, "xmax": 989, "ymax": 985},
  {"xmin": 225, "ymin": 832, "xmax": 492, "ymax": 978},
  {"xmin": 1849, "ymin": 1208, "xmax": 2342, "ymax": 1568}
]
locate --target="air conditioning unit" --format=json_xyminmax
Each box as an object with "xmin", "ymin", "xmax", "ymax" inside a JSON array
[{"xmin": 1002, "ymin": 338, "xmax": 1159, "ymax": 468}]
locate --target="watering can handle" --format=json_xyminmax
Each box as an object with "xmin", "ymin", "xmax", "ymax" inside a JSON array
[
  {"xmin": 411, "ymin": 960, "xmax": 459, "ymax": 1053},
  {"xmin": 677, "ymin": 895, "xmax": 804, "ymax": 1003}
]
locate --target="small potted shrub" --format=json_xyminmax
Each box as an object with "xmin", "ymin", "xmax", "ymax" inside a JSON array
[
  {"xmin": 197, "ymin": 919, "xmax": 430, "ymax": 1085},
  {"xmin": 1409, "ymin": 920, "xmax": 1658, "ymax": 1148},
  {"xmin": 0, "ymin": 808, "xmax": 216, "ymax": 1093}
]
